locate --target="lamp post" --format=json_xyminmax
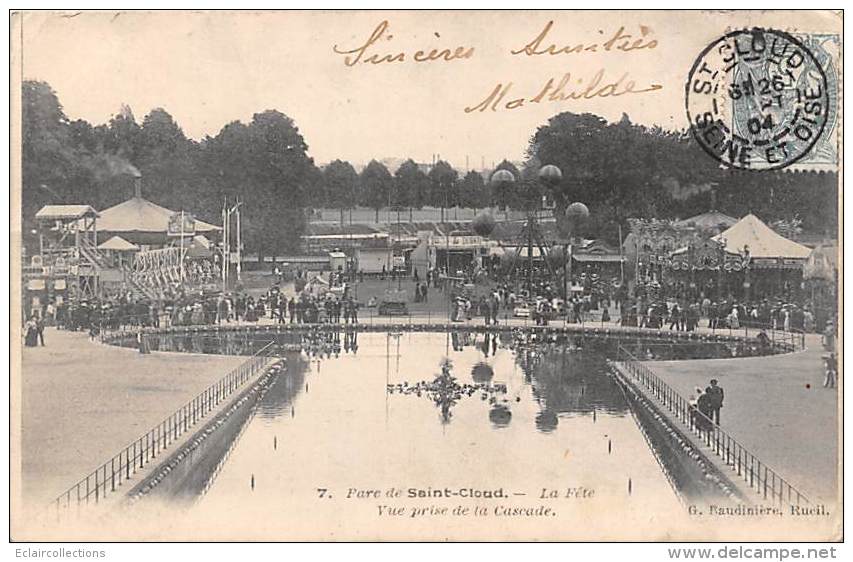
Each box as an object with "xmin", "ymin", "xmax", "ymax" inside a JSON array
[
  {"xmin": 563, "ymin": 201, "xmax": 591, "ymax": 302},
  {"xmin": 741, "ymin": 244, "xmax": 751, "ymax": 302}
]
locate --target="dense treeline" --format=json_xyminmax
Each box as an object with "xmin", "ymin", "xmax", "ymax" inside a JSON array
[
  {"xmin": 528, "ymin": 113, "xmax": 838, "ymax": 244},
  {"xmin": 22, "ymin": 81, "xmax": 837, "ymax": 254}
]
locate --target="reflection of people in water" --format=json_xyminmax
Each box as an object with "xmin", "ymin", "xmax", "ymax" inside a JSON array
[
  {"xmin": 489, "ymin": 405, "xmax": 512, "ymax": 427},
  {"xmin": 471, "ymin": 362, "xmax": 494, "ymax": 383},
  {"xmin": 481, "ymin": 333, "xmax": 491, "ymax": 356},
  {"xmin": 256, "ymin": 354, "xmax": 307, "ymax": 419},
  {"xmin": 523, "ymin": 345, "xmax": 628, "ymax": 419},
  {"xmin": 535, "ymin": 410, "xmax": 558, "ymax": 432},
  {"xmin": 343, "ymin": 330, "xmax": 358, "ymax": 354}
]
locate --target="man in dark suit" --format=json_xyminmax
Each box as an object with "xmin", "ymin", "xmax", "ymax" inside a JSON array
[{"xmin": 705, "ymin": 379, "xmax": 724, "ymax": 424}]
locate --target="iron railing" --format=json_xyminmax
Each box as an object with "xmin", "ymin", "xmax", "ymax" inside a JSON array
[
  {"xmin": 614, "ymin": 344, "xmax": 810, "ymax": 508},
  {"xmin": 52, "ymin": 340, "xmax": 277, "ymax": 514}
]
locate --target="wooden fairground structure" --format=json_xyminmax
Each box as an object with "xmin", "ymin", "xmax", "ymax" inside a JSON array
[
  {"xmin": 24, "ymin": 205, "xmax": 103, "ymax": 315},
  {"xmin": 24, "ymin": 179, "xmax": 225, "ymax": 317}
]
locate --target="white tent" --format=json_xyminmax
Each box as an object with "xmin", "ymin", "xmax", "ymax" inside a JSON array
[
  {"xmin": 712, "ymin": 214, "xmax": 811, "ymax": 260},
  {"xmin": 97, "ymin": 235, "xmax": 139, "ymax": 252}
]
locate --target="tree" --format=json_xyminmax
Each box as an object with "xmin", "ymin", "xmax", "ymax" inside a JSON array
[
  {"xmin": 394, "ymin": 159, "xmax": 429, "ymax": 210},
  {"xmin": 359, "ymin": 160, "xmax": 393, "ymax": 222},
  {"xmin": 243, "ymin": 110, "xmax": 317, "ymax": 255},
  {"xmin": 527, "ymin": 112, "xmax": 719, "ymax": 241},
  {"xmin": 136, "ymin": 108, "xmax": 200, "ymax": 210},
  {"xmin": 427, "ymin": 160, "xmax": 458, "ymax": 220},
  {"xmin": 458, "ymin": 170, "xmax": 489, "ymax": 209},
  {"xmin": 199, "ymin": 111, "xmax": 318, "ymax": 256},
  {"xmin": 322, "ymin": 160, "xmax": 360, "ymax": 224},
  {"xmin": 196, "ymin": 120, "xmax": 254, "ymax": 222},
  {"xmin": 21, "ymin": 81, "xmax": 96, "ymax": 235},
  {"xmin": 394, "ymin": 159, "xmax": 430, "ymax": 222},
  {"xmin": 103, "ymin": 104, "xmax": 142, "ymax": 163}
]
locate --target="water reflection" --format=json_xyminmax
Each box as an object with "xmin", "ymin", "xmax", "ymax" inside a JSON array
[
  {"xmin": 488, "ymin": 404, "xmax": 512, "ymax": 428},
  {"xmin": 525, "ymin": 349, "xmax": 628, "ymax": 418},
  {"xmin": 195, "ymin": 331, "xmax": 686, "ymax": 523},
  {"xmin": 115, "ymin": 326, "xmax": 774, "ymax": 364},
  {"xmin": 387, "ymin": 358, "xmax": 510, "ymax": 425},
  {"xmin": 256, "ymin": 353, "xmax": 308, "ymax": 419},
  {"xmin": 471, "ymin": 362, "xmax": 494, "ymax": 383},
  {"xmin": 535, "ymin": 410, "xmax": 559, "ymax": 433}
]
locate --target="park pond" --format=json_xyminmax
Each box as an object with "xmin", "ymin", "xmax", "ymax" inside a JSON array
[{"xmin": 124, "ymin": 329, "xmax": 755, "ymax": 539}]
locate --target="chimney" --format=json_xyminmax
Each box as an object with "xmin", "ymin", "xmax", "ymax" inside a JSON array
[{"xmin": 134, "ymin": 176, "xmax": 142, "ymax": 199}]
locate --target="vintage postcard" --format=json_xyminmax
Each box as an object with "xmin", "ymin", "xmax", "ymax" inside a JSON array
[{"xmin": 9, "ymin": 9, "xmax": 842, "ymax": 542}]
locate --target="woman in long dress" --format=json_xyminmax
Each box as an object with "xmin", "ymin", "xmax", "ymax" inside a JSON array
[{"xmin": 24, "ymin": 318, "xmax": 38, "ymax": 347}]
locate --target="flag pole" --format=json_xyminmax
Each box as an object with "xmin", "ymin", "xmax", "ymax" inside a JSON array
[
  {"xmin": 618, "ymin": 223, "xmax": 625, "ymax": 286},
  {"xmin": 179, "ymin": 210, "xmax": 185, "ymax": 284},
  {"xmin": 236, "ymin": 196, "xmax": 242, "ymax": 283},
  {"xmin": 222, "ymin": 197, "xmax": 228, "ymax": 292}
]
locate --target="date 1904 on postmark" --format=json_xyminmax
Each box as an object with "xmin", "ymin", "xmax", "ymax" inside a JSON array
[{"xmin": 686, "ymin": 28, "xmax": 831, "ymax": 170}]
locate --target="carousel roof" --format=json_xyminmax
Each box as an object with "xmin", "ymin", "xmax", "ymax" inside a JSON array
[
  {"xmin": 674, "ymin": 210, "xmax": 737, "ymax": 231},
  {"xmin": 97, "ymin": 196, "xmax": 221, "ymax": 234},
  {"xmin": 712, "ymin": 214, "xmax": 811, "ymax": 260}
]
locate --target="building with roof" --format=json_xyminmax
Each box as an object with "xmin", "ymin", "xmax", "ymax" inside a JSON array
[{"xmin": 97, "ymin": 195, "xmax": 221, "ymax": 247}]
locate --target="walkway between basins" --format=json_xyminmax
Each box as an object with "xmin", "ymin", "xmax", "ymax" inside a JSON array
[{"xmin": 647, "ymin": 333, "xmax": 838, "ymax": 505}]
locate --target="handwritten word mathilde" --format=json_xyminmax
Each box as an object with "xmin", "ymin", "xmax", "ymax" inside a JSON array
[
  {"xmin": 465, "ymin": 70, "xmax": 663, "ymax": 113},
  {"xmin": 332, "ymin": 20, "xmax": 475, "ymax": 66}
]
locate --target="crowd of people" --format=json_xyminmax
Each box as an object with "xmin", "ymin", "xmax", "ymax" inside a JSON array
[{"xmin": 620, "ymin": 297, "xmax": 821, "ymax": 334}]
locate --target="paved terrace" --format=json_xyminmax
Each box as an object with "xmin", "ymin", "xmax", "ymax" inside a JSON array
[
  {"xmin": 19, "ymin": 329, "xmax": 244, "ymax": 509},
  {"xmin": 647, "ymin": 334, "xmax": 839, "ymax": 505}
]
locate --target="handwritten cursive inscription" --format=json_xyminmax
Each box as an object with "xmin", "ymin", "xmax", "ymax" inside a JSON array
[
  {"xmin": 333, "ymin": 20, "xmax": 475, "ymax": 67},
  {"xmin": 464, "ymin": 70, "xmax": 663, "ymax": 113},
  {"xmin": 511, "ymin": 21, "xmax": 658, "ymax": 56}
]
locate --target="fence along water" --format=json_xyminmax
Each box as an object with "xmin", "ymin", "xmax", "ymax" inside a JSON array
[
  {"xmin": 52, "ymin": 340, "xmax": 278, "ymax": 515},
  {"xmin": 614, "ymin": 345, "xmax": 810, "ymax": 508}
]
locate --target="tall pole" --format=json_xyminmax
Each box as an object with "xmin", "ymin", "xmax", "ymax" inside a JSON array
[
  {"xmin": 396, "ymin": 187, "xmax": 402, "ymax": 290},
  {"xmin": 566, "ymin": 240, "xmax": 573, "ymax": 302},
  {"xmin": 223, "ymin": 197, "xmax": 229, "ymax": 292},
  {"xmin": 221, "ymin": 199, "xmax": 226, "ymax": 292},
  {"xmin": 236, "ymin": 197, "xmax": 242, "ymax": 282},
  {"xmin": 618, "ymin": 224, "xmax": 625, "ymax": 286},
  {"xmin": 387, "ymin": 184, "xmax": 393, "ymax": 289},
  {"xmin": 179, "ymin": 210, "xmax": 185, "ymax": 283},
  {"xmin": 526, "ymin": 208, "xmax": 534, "ymax": 294},
  {"xmin": 445, "ymin": 179, "xmax": 451, "ymax": 322},
  {"xmin": 563, "ymin": 238, "xmax": 569, "ymax": 302}
]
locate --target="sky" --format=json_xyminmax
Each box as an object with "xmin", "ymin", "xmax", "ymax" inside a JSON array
[{"xmin": 19, "ymin": 10, "xmax": 839, "ymax": 170}]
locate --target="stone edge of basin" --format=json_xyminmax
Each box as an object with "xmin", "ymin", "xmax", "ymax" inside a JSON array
[
  {"xmin": 608, "ymin": 362, "xmax": 750, "ymax": 507},
  {"xmin": 122, "ymin": 358, "xmax": 286, "ymax": 504}
]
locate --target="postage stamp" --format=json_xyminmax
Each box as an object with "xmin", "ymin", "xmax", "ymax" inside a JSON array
[{"xmin": 685, "ymin": 28, "xmax": 833, "ymax": 171}]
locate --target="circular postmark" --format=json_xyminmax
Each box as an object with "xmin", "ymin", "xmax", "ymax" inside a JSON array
[{"xmin": 685, "ymin": 28, "xmax": 830, "ymax": 170}]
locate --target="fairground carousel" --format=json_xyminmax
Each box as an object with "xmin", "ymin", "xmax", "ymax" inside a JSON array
[{"xmin": 627, "ymin": 213, "xmax": 812, "ymax": 303}]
